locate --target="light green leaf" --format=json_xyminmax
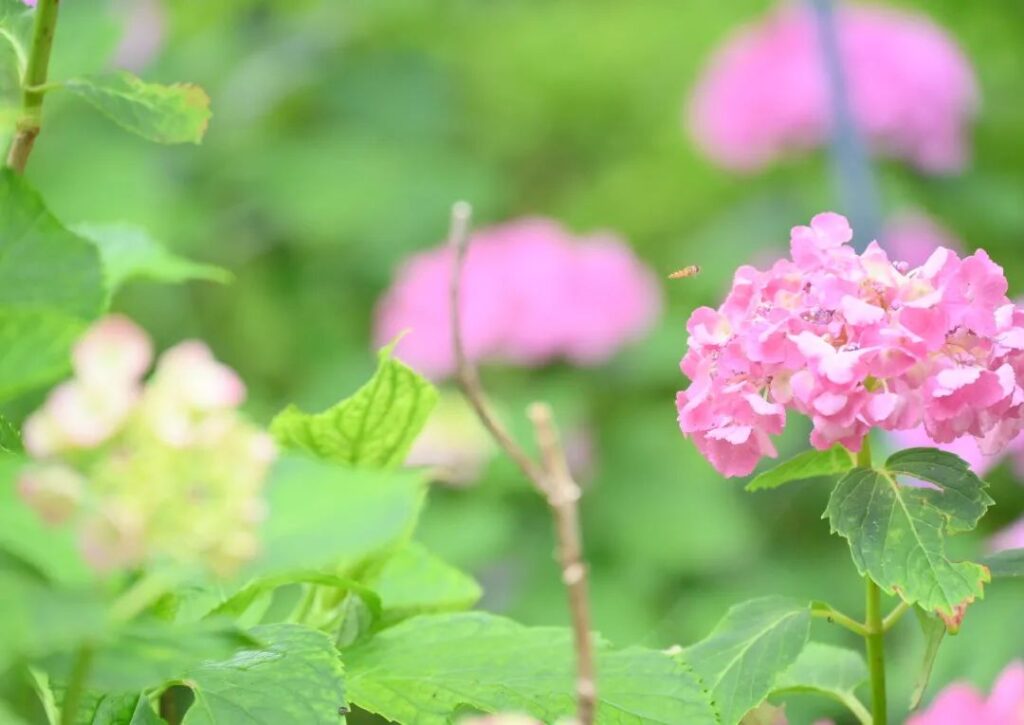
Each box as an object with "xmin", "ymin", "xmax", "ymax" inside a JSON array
[
  {"xmin": 181, "ymin": 623, "xmax": 346, "ymax": 725},
  {"xmin": 44, "ymin": 619, "xmax": 257, "ymax": 694},
  {"xmin": 825, "ymin": 448, "xmax": 992, "ymax": 629},
  {"xmin": 245, "ymin": 455, "xmax": 425, "ymax": 577},
  {"xmin": 373, "ymin": 541, "xmax": 481, "ymax": 627},
  {"xmin": 772, "ymin": 642, "xmax": 870, "ymax": 724},
  {"xmin": 270, "ymin": 341, "xmax": 438, "ymax": 470},
  {"xmin": 0, "ymin": 170, "xmax": 105, "ymax": 401},
  {"xmin": 129, "ymin": 696, "xmax": 164, "ymax": 725},
  {"xmin": 682, "ymin": 597, "xmax": 811, "ymax": 725},
  {"xmin": 981, "ymin": 548, "xmax": 1024, "ymax": 578},
  {"xmin": 346, "ymin": 612, "xmax": 717, "ymax": 724},
  {"xmin": 0, "ymin": 699, "xmax": 30, "ymax": 725},
  {"xmin": 52, "ymin": 689, "xmax": 139, "ymax": 725},
  {"xmin": 0, "ymin": 569, "xmax": 107, "ymax": 673},
  {"xmin": 0, "ymin": 412, "xmax": 21, "ymax": 454},
  {"xmin": 207, "ymin": 570, "xmax": 381, "ymax": 623},
  {"xmin": 909, "ymin": 608, "xmax": 946, "ymax": 711},
  {"xmin": 0, "ymin": 457, "xmax": 93, "ymax": 586},
  {"xmin": 74, "ymin": 223, "xmax": 229, "ymax": 296},
  {"xmin": 746, "ymin": 446, "xmax": 853, "ymax": 491},
  {"xmin": 64, "ymin": 72, "xmax": 211, "ymax": 144}
]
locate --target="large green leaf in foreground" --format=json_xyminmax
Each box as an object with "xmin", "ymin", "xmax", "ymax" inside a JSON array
[
  {"xmin": 0, "ymin": 171, "xmax": 105, "ymax": 400},
  {"xmin": 271, "ymin": 341, "xmax": 438, "ymax": 469},
  {"xmin": 245, "ymin": 455, "xmax": 425, "ymax": 576},
  {"xmin": 346, "ymin": 612, "xmax": 716, "ymax": 724},
  {"xmin": 682, "ymin": 596, "xmax": 810, "ymax": 725},
  {"xmin": 826, "ymin": 448, "xmax": 992, "ymax": 628},
  {"xmin": 181, "ymin": 624, "xmax": 346, "ymax": 724}
]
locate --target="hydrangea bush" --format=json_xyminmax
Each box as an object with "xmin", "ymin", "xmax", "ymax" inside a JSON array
[{"xmin": 1, "ymin": 1, "xmax": 1022, "ymax": 725}]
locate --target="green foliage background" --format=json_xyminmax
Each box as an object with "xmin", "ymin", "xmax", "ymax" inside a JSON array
[{"xmin": 12, "ymin": 0, "xmax": 1024, "ymax": 720}]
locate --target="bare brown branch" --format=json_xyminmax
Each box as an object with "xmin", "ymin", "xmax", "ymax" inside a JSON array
[
  {"xmin": 447, "ymin": 201, "xmax": 546, "ymax": 484},
  {"xmin": 528, "ymin": 402, "xmax": 597, "ymax": 725},
  {"xmin": 446, "ymin": 202, "xmax": 597, "ymax": 725}
]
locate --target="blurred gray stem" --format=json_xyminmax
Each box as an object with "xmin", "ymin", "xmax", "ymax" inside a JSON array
[{"xmin": 808, "ymin": 0, "xmax": 883, "ymax": 249}]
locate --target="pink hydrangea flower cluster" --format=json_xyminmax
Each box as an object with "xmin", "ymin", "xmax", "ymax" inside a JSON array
[
  {"xmin": 677, "ymin": 212, "xmax": 1024, "ymax": 477},
  {"xmin": 375, "ymin": 217, "xmax": 661, "ymax": 380},
  {"xmin": 688, "ymin": 3, "xmax": 978, "ymax": 174},
  {"xmin": 19, "ymin": 316, "xmax": 275, "ymax": 575},
  {"xmin": 908, "ymin": 660, "xmax": 1024, "ymax": 725}
]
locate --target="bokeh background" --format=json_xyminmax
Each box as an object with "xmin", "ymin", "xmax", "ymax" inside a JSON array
[{"xmin": 21, "ymin": 1, "xmax": 1024, "ymax": 721}]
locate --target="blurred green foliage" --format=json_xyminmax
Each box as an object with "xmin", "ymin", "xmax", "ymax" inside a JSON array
[{"xmin": 15, "ymin": 1, "xmax": 1024, "ymax": 720}]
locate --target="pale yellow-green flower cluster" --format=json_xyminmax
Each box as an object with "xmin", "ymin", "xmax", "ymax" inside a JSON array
[{"xmin": 18, "ymin": 316, "xmax": 275, "ymax": 576}]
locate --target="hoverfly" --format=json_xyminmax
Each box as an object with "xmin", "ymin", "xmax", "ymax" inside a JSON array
[{"xmin": 668, "ymin": 265, "xmax": 700, "ymax": 280}]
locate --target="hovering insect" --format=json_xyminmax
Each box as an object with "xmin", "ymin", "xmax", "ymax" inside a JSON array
[{"xmin": 668, "ymin": 265, "xmax": 700, "ymax": 280}]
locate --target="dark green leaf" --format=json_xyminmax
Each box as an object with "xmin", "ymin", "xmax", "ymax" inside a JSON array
[
  {"xmin": 0, "ymin": 412, "xmax": 21, "ymax": 454},
  {"xmin": 772, "ymin": 642, "xmax": 869, "ymax": 724},
  {"xmin": 181, "ymin": 623, "xmax": 346, "ymax": 725},
  {"xmin": 746, "ymin": 446, "xmax": 854, "ymax": 492},
  {"xmin": 373, "ymin": 541, "xmax": 481, "ymax": 627},
  {"xmin": 825, "ymin": 449, "xmax": 992, "ymax": 629},
  {"xmin": 246, "ymin": 455, "xmax": 424, "ymax": 577},
  {"xmin": 74, "ymin": 223, "xmax": 229, "ymax": 297},
  {"xmin": 0, "ymin": 171, "xmax": 105, "ymax": 401},
  {"xmin": 909, "ymin": 608, "xmax": 946, "ymax": 711},
  {"xmin": 682, "ymin": 597, "xmax": 811, "ymax": 725},
  {"xmin": 270, "ymin": 341, "xmax": 438, "ymax": 470},
  {"xmin": 346, "ymin": 612, "xmax": 717, "ymax": 724},
  {"xmin": 979, "ymin": 548, "xmax": 1024, "ymax": 578},
  {"xmin": 64, "ymin": 72, "xmax": 211, "ymax": 144}
]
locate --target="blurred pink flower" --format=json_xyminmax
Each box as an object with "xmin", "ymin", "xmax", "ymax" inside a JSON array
[
  {"xmin": 688, "ymin": 3, "xmax": 978, "ymax": 174},
  {"xmin": 990, "ymin": 518, "xmax": 1024, "ymax": 553},
  {"xmin": 908, "ymin": 661, "xmax": 1024, "ymax": 725},
  {"xmin": 375, "ymin": 218, "xmax": 661, "ymax": 380},
  {"xmin": 883, "ymin": 212, "xmax": 965, "ymax": 268},
  {"xmin": 112, "ymin": 0, "xmax": 165, "ymax": 71},
  {"xmin": 17, "ymin": 464, "xmax": 84, "ymax": 525},
  {"xmin": 72, "ymin": 314, "xmax": 153, "ymax": 386}
]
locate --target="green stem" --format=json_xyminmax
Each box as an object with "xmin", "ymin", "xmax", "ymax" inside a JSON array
[
  {"xmin": 839, "ymin": 692, "xmax": 874, "ymax": 725},
  {"xmin": 865, "ymin": 577, "xmax": 887, "ymax": 725},
  {"xmin": 5, "ymin": 0, "xmax": 61, "ymax": 172},
  {"xmin": 110, "ymin": 572, "xmax": 173, "ymax": 622},
  {"xmin": 882, "ymin": 600, "xmax": 911, "ymax": 632},
  {"xmin": 811, "ymin": 602, "xmax": 870, "ymax": 638},
  {"xmin": 857, "ymin": 436, "xmax": 872, "ymax": 468},
  {"xmin": 59, "ymin": 644, "xmax": 93, "ymax": 725}
]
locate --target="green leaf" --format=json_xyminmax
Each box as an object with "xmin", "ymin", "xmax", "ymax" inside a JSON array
[
  {"xmin": 346, "ymin": 612, "xmax": 717, "ymax": 724},
  {"xmin": 245, "ymin": 455, "xmax": 425, "ymax": 577},
  {"xmin": 181, "ymin": 623, "xmax": 346, "ymax": 725},
  {"xmin": 0, "ymin": 457, "xmax": 93, "ymax": 586},
  {"xmin": 746, "ymin": 446, "xmax": 853, "ymax": 491},
  {"xmin": 270, "ymin": 341, "xmax": 438, "ymax": 470},
  {"xmin": 825, "ymin": 448, "xmax": 992, "ymax": 629},
  {"xmin": 0, "ymin": 412, "xmax": 21, "ymax": 454},
  {"xmin": 74, "ymin": 223, "xmax": 229, "ymax": 297},
  {"xmin": 373, "ymin": 541, "xmax": 481, "ymax": 627},
  {"xmin": 0, "ymin": 569, "xmax": 107, "ymax": 672},
  {"xmin": 207, "ymin": 571, "xmax": 381, "ymax": 623},
  {"xmin": 44, "ymin": 619, "xmax": 258, "ymax": 694},
  {"xmin": 909, "ymin": 608, "xmax": 946, "ymax": 711},
  {"xmin": 53, "ymin": 689, "xmax": 140, "ymax": 725},
  {"xmin": 0, "ymin": 698, "xmax": 31, "ymax": 725},
  {"xmin": 979, "ymin": 548, "xmax": 1024, "ymax": 578},
  {"xmin": 682, "ymin": 597, "xmax": 811, "ymax": 725},
  {"xmin": 0, "ymin": 170, "xmax": 105, "ymax": 401},
  {"xmin": 64, "ymin": 72, "xmax": 211, "ymax": 144},
  {"xmin": 772, "ymin": 642, "xmax": 869, "ymax": 724}
]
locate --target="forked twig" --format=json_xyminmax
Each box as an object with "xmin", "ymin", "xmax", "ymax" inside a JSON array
[{"xmin": 447, "ymin": 202, "xmax": 597, "ymax": 725}]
